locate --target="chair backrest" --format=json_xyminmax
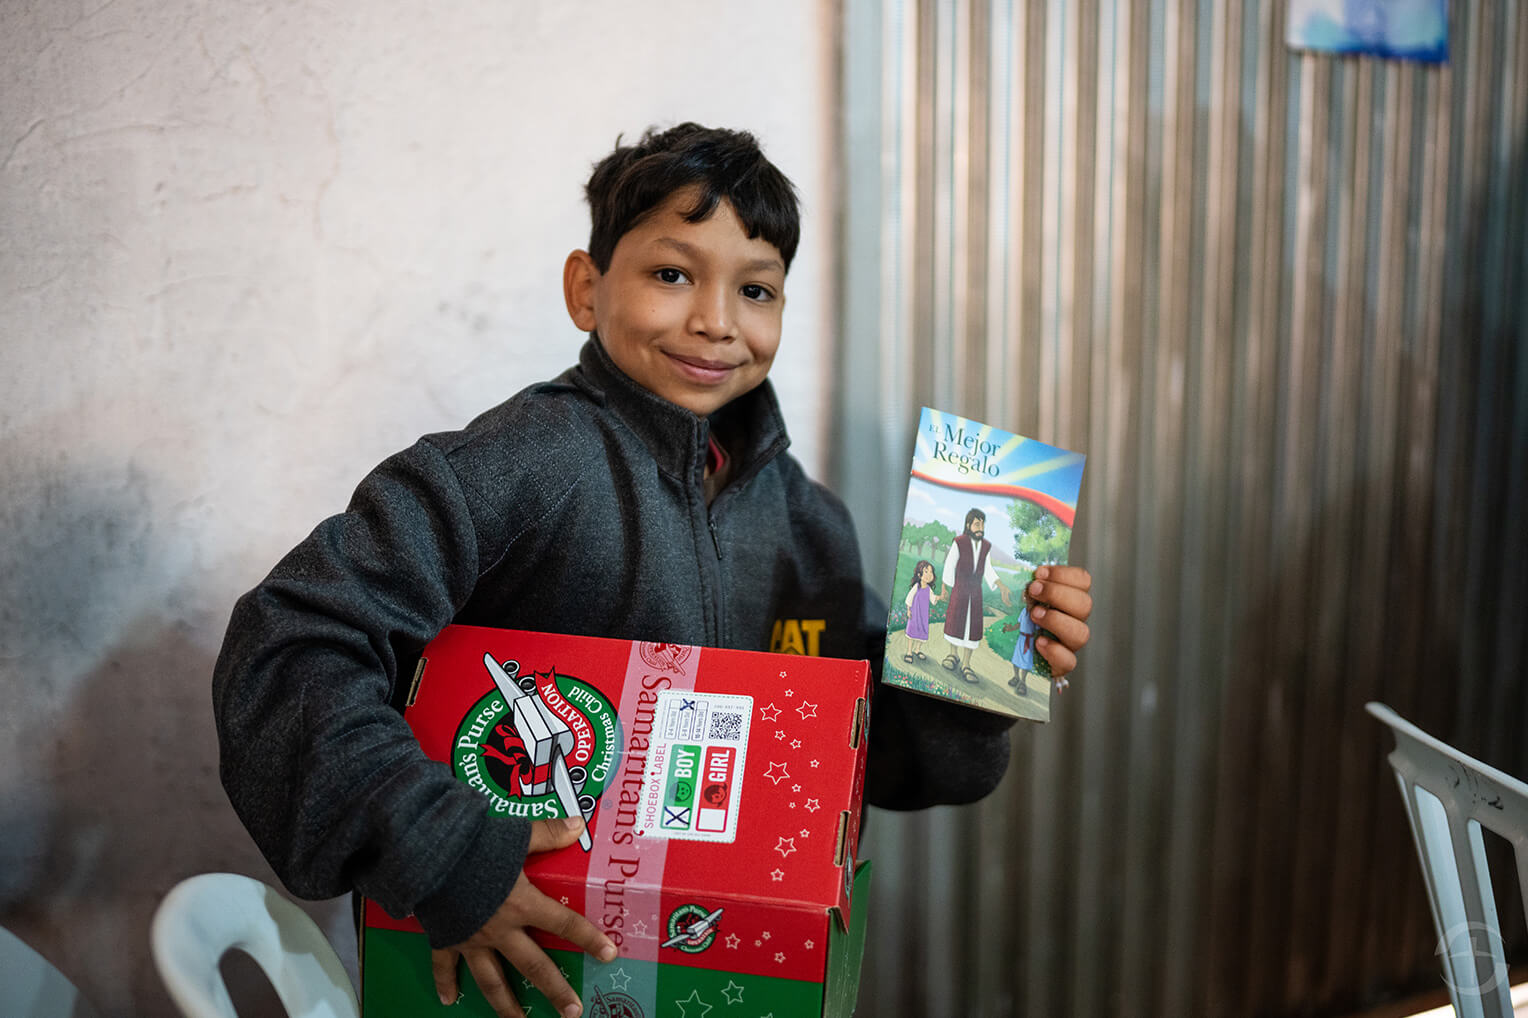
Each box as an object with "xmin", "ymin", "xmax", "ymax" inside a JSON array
[
  {"xmin": 151, "ymin": 872, "xmax": 359, "ymax": 1018},
  {"xmin": 0, "ymin": 926, "xmax": 100, "ymax": 1018},
  {"xmin": 1367, "ymin": 702, "xmax": 1528, "ymax": 1018}
]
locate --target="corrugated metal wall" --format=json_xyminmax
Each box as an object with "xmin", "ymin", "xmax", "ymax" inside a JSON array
[{"xmin": 833, "ymin": 2, "xmax": 1528, "ymax": 1015}]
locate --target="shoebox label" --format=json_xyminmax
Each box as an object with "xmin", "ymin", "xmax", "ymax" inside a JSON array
[{"xmin": 638, "ymin": 690, "xmax": 752, "ymax": 842}]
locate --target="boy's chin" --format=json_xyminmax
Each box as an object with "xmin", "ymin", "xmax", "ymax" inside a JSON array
[{"xmin": 665, "ymin": 381, "xmax": 764, "ymax": 417}]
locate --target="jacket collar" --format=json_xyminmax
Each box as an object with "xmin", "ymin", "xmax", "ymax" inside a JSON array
[{"xmin": 566, "ymin": 335, "xmax": 791, "ymax": 487}]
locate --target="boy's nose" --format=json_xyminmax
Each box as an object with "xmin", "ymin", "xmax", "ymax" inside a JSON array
[{"xmin": 687, "ymin": 286, "xmax": 735, "ymax": 341}]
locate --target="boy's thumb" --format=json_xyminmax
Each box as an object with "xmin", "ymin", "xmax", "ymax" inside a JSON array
[{"xmin": 528, "ymin": 815, "xmax": 586, "ymax": 854}]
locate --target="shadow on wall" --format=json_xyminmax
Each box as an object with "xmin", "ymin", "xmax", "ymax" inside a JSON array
[{"xmin": 0, "ymin": 464, "xmax": 355, "ymax": 1017}]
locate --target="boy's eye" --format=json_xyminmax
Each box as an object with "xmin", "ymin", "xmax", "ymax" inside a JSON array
[
  {"xmin": 656, "ymin": 267, "xmax": 688, "ymax": 284},
  {"xmin": 741, "ymin": 283, "xmax": 774, "ymax": 301}
]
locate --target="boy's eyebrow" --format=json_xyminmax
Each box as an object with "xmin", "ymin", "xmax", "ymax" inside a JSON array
[{"xmin": 654, "ymin": 236, "xmax": 785, "ymax": 274}]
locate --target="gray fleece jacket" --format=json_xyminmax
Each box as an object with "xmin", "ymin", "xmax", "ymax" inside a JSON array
[{"xmin": 212, "ymin": 336, "xmax": 1014, "ymax": 948}]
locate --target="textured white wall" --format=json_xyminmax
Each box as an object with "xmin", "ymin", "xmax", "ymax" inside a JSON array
[{"xmin": 0, "ymin": 2, "xmax": 836, "ymax": 1014}]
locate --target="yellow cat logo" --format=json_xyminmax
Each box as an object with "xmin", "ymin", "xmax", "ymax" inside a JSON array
[{"xmin": 769, "ymin": 618, "xmax": 826, "ymax": 656}]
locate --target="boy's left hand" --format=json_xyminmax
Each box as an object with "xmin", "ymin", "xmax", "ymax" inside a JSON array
[
  {"xmin": 1026, "ymin": 565, "xmax": 1093, "ymax": 681},
  {"xmin": 431, "ymin": 818, "xmax": 616, "ymax": 1017}
]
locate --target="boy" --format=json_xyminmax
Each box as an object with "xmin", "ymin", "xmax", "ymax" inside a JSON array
[{"xmin": 213, "ymin": 123, "xmax": 1093, "ymax": 1018}]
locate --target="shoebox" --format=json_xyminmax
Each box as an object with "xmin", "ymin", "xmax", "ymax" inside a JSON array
[{"xmin": 360, "ymin": 624, "xmax": 873, "ymax": 1017}]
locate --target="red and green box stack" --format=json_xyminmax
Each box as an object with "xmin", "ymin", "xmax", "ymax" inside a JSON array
[{"xmin": 361, "ymin": 624, "xmax": 873, "ymax": 1017}]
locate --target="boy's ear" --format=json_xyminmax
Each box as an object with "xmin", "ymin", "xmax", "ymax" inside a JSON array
[{"xmin": 563, "ymin": 250, "xmax": 600, "ymax": 333}]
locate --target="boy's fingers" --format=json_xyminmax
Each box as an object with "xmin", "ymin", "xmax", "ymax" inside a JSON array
[
  {"xmin": 545, "ymin": 900, "xmax": 618, "ymax": 964},
  {"xmin": 1030, "ymin": 604, "xmax": 1090, "ymax": 653},
  {"xmin": 431, "ymin": 948, "xmax": 462, "ymax": 1008},
  {"xmin": 464, "ymin": 946, "xmax": 526, "ymax": 1018},
  {"xmin": 1028, "ymin": 574, "xmax": 1093, "ymax": 623},
  {"xmin": 527, "ymin": 816, "xmax": 587, "ymax": 854},
  {"xmin": 443, "ymin": 869, "xmax": 613, "ymax": 1018},
  {"xmin": 501, "ymin": 933, "xmax": 580, "ymax": 1018},
  {"xmin": 1035, "ymin": 636, "xmax": 1079, "ymax": 680},
  {"xmin": 517, "ymin": 874, "xmax": 619, "ymax": 964},
  {"xmin": 1035, "ymin": 564, "xmax": 1092, "ymax": 591}
]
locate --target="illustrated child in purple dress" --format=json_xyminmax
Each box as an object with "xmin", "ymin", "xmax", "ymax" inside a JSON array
[{"xmin": 902, "ymin": 559, "xmax": 943, "ymax": 662}]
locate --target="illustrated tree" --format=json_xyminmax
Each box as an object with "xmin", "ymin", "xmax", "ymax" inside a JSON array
[
  {"xmin": 900, "ymin": 520, "xmax": 954, "ymax": 561},
  {"xmin": 1007, "ymin": 498, "xmax": 1071, "ymax": 569}
]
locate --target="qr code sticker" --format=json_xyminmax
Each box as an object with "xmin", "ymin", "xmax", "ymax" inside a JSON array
[{"xmin": 709, "ymin": 711, "xmax": 745, "ymax": 741}]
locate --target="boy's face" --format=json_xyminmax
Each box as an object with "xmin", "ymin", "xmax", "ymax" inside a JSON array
[{"xmin": 564, "ymin": 189, "xmax": 786, "ymax": 417}]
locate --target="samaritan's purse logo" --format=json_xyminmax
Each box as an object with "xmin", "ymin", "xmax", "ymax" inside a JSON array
[
  {"xmin": 662, "ymin": 903, "xmax": 723, "ymax": 953},
  {"xmin": 588, "ymin": 986, "xmax": 645, "ymax": 1018},
  {"xmin": 452, "ymin": 653, "xmax": 620, "ymax": 844}
]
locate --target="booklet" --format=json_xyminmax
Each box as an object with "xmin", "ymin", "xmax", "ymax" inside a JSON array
[{"xmin": 882, "ymin": 407, "xmax": 1085, "ymax": 722}]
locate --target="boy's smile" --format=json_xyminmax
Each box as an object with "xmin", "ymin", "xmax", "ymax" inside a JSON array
[{"xmin": 564, "ymin": 189, "xmax": 786, "ymax": 417}]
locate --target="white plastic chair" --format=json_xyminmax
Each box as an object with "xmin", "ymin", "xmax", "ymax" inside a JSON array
[
  {"xmin": 151, "ymin": 873, "xmax": 358, "ymax": 1018},
  {"xmin": 0, "ymin": 925, "xmax": 100, "ymax": 1018},
  {"xmin": 1367, "ymin": 702, "xmax": 1528, "ymax": 1018}
]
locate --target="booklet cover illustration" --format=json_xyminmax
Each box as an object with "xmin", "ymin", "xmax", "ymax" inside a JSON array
[{"xmin": 883, "ymin": 408, "xmax": 1085, "ymax": 722}]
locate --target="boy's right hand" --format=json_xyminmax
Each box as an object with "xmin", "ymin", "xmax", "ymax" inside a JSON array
[{"xmin": 431, "ymin": 817, "xmax": 618, "ymax": 1018}]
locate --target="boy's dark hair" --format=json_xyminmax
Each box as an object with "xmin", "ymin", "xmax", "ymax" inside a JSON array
[{"xmin": 584, "ymin": 123, "xmax": 800, "ymax": 273}]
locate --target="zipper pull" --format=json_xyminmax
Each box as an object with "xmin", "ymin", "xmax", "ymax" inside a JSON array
[{"xmin": 708, "ymin": 519, "xmax": 723, "ymax": 559}]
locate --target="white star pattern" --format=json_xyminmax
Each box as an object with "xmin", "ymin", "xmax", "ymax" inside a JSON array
[
  {"xmin": 560, "ymin": 896, "xmax": 570, "ymax": 905},
  {"xmin": 721, "ymin": 980, "xmax": 745, "ymax": 1005},
  {"xmin": 791, "ymin": 784, "xmax": 801, "ymax": 792},
  {"xmin": 724, "ymin": 932, "xmax": 741, "ymax": 949},
  {"xmin": 779, "ymin": 670, "xmax": 788, "ymax": 678},
  {"xmin": 804, "ymin": 798, "xmax": 821, "ymax": 812},
  {"xmin": 764, "ymin": 762, "xmax": 790, "ymax": 784},
  {"xmin": 800, "ymin": 828, "xmax": 810, "ymax": 838},
  {"xmin": 759, "ymin": 703, "xmax": 781, "ymax": 722},
  {"xmin": 774, "ymin": 951, "xmax": 787, "ymax": 963},
  {"xmin": 609, "ymin": 968, "xmax": 632, "ymax": 991},
  {"xmin": 674, "ymin": 989, "xmax": 713, "ymax": 1016},
  {"xmin": 796, "ymin": 701, "xmax": 818, "ymax": 720},
  {"xmin": 790, "ymin": 739, "xmax": 802, "ymax": 749},
  {"xmin": 804, "ymin": 939, "xmax": 814, "ymax": 950},
  {"xmin": 762, "ymin": 931, "xmax": 771, "ymax": 940},
  {"xmin": 810, "ymin": 759, "xmax": 820, "ymax": 768},
  {"xmin": 770, "ymin": 868, "xmax": 785, "ymax": 882},
  {"xmin": 785, "ymin": 688, "xmax": 794, "ymax": 697},
  {"xmin": 633, "ymin": 919, "xmax": 649, "ymax": 938},
  {"xmin": 774, "ymin": 729, "xmax": 786, "ymax": 741},
  {"xmin": 775, "ymin": 836, "xmax": 797, "ymax": 858}
]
